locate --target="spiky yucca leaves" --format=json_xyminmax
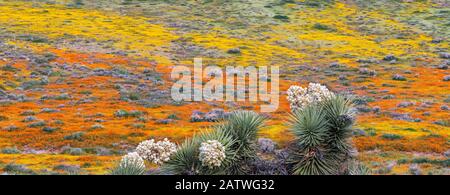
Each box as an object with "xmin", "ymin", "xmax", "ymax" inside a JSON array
[
  {"xmin": 288, "ymin": 95, "xmax": 358, "ymax": 175},
  {"xmin": 320, "ymin": 95, "xmax": 355, "ymax": 156},
  {"xmin": 161, "ymin": 129, "xmax": 236, "ymax": 175},
  {"xmin": 348, "ymin": 161, "xmax": 372, "ymax": 175},
  {"xmin": 289, "ymin": 147, "xmax": 338, "ymax": 175},
  {"xmin": 289, "ymin": 105, "xmax": 328, "ymax": 148},
  {"xmin": 110, "ymin": 161, "xmax": 146, "ymax": 175},
  {"xmin": 288, "ymin": 105, "xmax": 338, "ymax": 175},
  {"xmin": 161, "ymin": 138, "xmax": 198, "ymax": 175},
  {"xmin": 217, "ymin": 110, "xmax": 266, "ymax": 174}
]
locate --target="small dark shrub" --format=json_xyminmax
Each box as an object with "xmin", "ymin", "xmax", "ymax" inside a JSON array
[
  {"xmin": 64, "ymin": 132, "xmax": 85, "ymax": 141},
  {"xmin": 28, "ymin": 121, "xmax": 46, "ymax": 128},
  {"xmin": 381, "ymin": 134, "xmax": 403, "ymax": 140},
  {"xmin": 1, "ymin": 147, "xmax": 21, "ymax": 154},
  {"xmin": 42, "ymin": 126, "xmax": 59, "ymax": 133},
  {"xmin": 3, "ymin": 164, "xmax": 35, "ymax": 174}
]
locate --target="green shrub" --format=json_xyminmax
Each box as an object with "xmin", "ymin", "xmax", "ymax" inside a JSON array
[
  {"xmin": 114, "ymin": 110, "xmax": 128, "ymax": 117},
  {"xmin": 79, "ymin": 90, "xmax": 92, "ymax": 95},
  {"xmin": 64, "ymin": 132, "xmax": 85, "ymax": 141},
  {"xmin": 114, "ymin": 110, "xmax": 145, "ymax": 118},
  {"xmin": 62, "ymin": 147, "xmax": 84, "ymax": 155},
  {"xmin": 301, "ymin": 0, "xmax": 334, "ymax": 7},
  {"xmin": 167, "ymin": 114, "xmax": 179, "ymax": 120},
  {"xmin": 397, "ymin": 158, "xmax": 409, "ymax": 164},
  {"xmin": 28, "ymin": 121, "xmax": 46, "ymax": 128},
  {"xmin": 273, "ymin": 15, "xmax": 289, "ymax": 20},
  {"xmin": 1, "ymin": 147, "xmax": 21, "ymax": 154},
  {"xmin": 90, "ymin": 123, "xmax": 104, "ymax": 130},
  {"xmin": 53, "ymin": 164, "xmax": 81, "ymax": 175},
  {"xmin": 434, "ymin": 120, "xmax": 449, "ymax": 127},
  {"xmin": 21, "ymin": 80, "xmax": 46, "ymax": 90},
  {"xmin": 366, "ymin": 128, "xmax": 377, "ymax": 136},
  {"xmin": 3, "ymin": 164, "xmax": 35, "ymax": 174},
  {"xmin": 121, "ymin": 91, "xmax": 141, "ymax": 101},
  {"xmin": 410, "ymin": 158, "xmax": 450, "ymax": 167},
  {"xmin": 42, "ymin": 126, "xmax": 59, "ymax": 133},
  {"xmin": 313, "ymin": 23, "xmax": 335, "ymax": 31},
  {"xmin": 381, "ymin": 134, "xmax": 403, "ymax": 140},
  {"xmin": 20, "ymin": 110, "xmax": 36, "ymax": 116},
  {"xmin": 0, "ymin": 64, "xmax": 18, "ymax": 72},
  {"xmin": 41, "ymin": 93, "xmax": 71, "ymax": 100},
  {"xmin": 132, "ymin": 123, "xmax": 145, "ymax": 129}
]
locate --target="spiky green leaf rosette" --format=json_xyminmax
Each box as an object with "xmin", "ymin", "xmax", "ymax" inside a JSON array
[
  {"xmin": 288, "ymin": 95, "xmax": 356, "ymax": 175},
  {"xmin": 216, "ymin": 110, "xmax": 266, "ymax": 174},
  {"xmin": 321, "ymin": 95, "xmax": 355, "ymax": 154},
  {"xmin": 111, "ymin": 152, "xmax": 146, "ymax": 175}
]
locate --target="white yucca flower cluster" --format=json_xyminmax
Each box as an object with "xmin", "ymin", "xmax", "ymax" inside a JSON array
[
  {"xmin": 120, "ymin": 152, "xmax": 145, "ymax": 170},
  {"xmin": 136, "ymin": 138, "xmax": 177, "ymax": 165},
  {"xmin": 287, "ymin": 83, "xmax": 335, "ymax": 111},
  {"xmin": 199, "ymin": 140, "xmax": 226, "ymax": 169}
]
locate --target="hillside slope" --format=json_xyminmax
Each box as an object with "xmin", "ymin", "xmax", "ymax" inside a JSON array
[{"xmin": 0, "ymin": 0, "xmax": 448, "ymax": 174}]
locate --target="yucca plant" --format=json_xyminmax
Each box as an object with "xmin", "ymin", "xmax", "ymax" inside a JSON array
[
  {"xmin": 161, "ymin": 128, "xmax": 236, "ymax": 175},
  {"xmin": 321, "ymin": 95, "xmax": 355, "ymax": 154},
  {"xmin": 110, "ymin": 161, "xmax": 146, "ymax": 175},
  {"xmin": 288, "ymin": 95, "xmax": 359, "ymax": 175},
  {"xmin": 348, "ymin": 161, "xmax": 372, "ymax": 175},
  {"xmin": 289, "ymin": 146, "xmax": 338, "ymax": 175},
  {"xmin": 288, "ymin": 104, "xmax": 338, "ymax": 175},
  {"xmin": 289, "ymin": 105, "xmax": 328, "ymax": 148},
  {"xmin": 216, "ymin": 110, "xmax": 266, "ymax": 174},
  {"xmin": 161, "ymin": 138, "xmax": 198, "ymax": 175},
  {"xmin": 110, "ymin": 152, "xmax": 146, "ymax": 175},
  {"xmin": 162, "ymin": 110, "xmax": 265, "ymax": 175}
]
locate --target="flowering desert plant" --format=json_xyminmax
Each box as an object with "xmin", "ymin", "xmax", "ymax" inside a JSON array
[
  {"xmin": 287, "ymin": 91, "xmax": 363, "ymax": 175},
  {"xmin": 162, "ymin": 128, "xmax": 236, "ymax": 175},
  {"xmin": 111, "ymin": 152, "xmax": 146, "ymax": 175},
  {"xmin": 199, "ymin": 140, "xmax": 226, "ymax": 169},
  {"xmin": 287, "ymin": 83, "xmax": 335, "ymax": 111},
  {"xmin": 136, "ymin": 138, "xmax": 177, "ymax": 165},
  {"xmin": 162, "ymin": 110, "xmax": 265, "ymax": 175}
]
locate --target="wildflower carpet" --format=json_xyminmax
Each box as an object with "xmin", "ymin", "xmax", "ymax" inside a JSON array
[{"xmin": 0, "ymin": 0, "xmax": 448, "ymax": 175}]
